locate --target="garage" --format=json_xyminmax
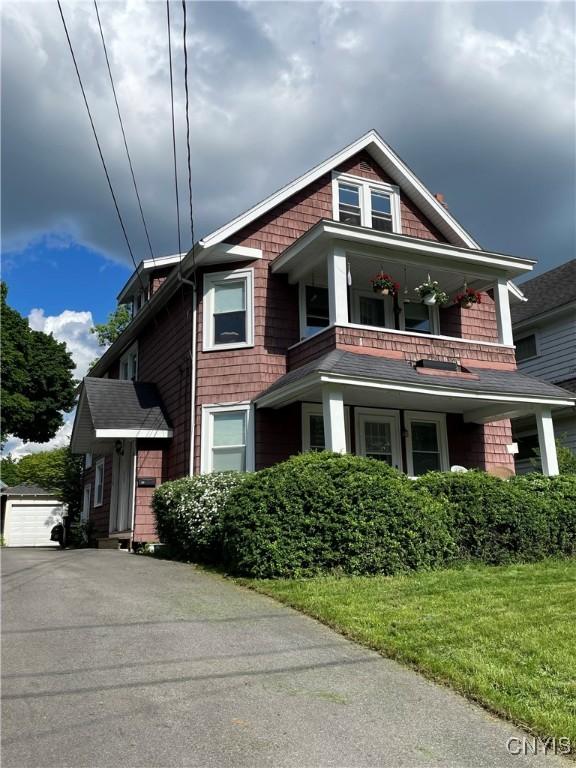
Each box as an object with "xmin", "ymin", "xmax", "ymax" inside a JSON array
[{"xmin": 1, "ymin": 484, "xmax": 65, "ymax": 547}]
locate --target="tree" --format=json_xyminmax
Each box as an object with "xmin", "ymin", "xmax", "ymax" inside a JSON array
[
  {"xmin": 1, "ymin": 283, "xmax": 76, "ymax": 444},
  {"xmin": 91, "ymin": 304, "xmax": 131, "ymax": 346}
]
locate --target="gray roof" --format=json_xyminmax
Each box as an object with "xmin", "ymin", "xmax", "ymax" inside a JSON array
[
  {"xmin": 258, "ymin": 349, "xmax": 575, "ymax": 402},
  {"xmin": 1, "ymin": 484, "xmax": 58, "ymax": 498},
  {"xmin": 83, "ymin": 378, "xmax": 171, "ymax": 431},
  {"xmin": 511, "ymin": 259, "xmax": 576, "ymax": 325}
]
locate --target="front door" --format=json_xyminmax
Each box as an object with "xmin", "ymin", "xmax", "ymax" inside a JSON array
[
  {"xmin": 356, "ymin": 409, "xmax": 403, "ymax": 471},
  {"xmin": 111, "ymin": 440, "xmax": 135, "ymax": 533}
]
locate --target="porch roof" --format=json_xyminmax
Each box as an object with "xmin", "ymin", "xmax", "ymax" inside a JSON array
[
  {"xmin": 71, "ymin": 378, "xmax": 173, "ymax": 454},
  {"xmin": 255, "ymin": 350, "xmax": 575, "ymax": 421}
]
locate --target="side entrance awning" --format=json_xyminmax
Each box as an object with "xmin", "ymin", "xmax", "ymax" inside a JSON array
[{"xmin": 71, "ymin": 377, "xmax": 173, "ymax": 454}]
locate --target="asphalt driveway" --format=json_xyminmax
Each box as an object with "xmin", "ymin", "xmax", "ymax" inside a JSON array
[{"xmin": 1, "ymin": 548, "xmax": 569, "ymax": 768}]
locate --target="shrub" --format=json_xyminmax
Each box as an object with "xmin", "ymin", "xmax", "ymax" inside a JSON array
[
  {"xmin": 221, "ymin": 452, "xmax": 455, "ymax": 578},
  {"xmin": 416, "ymin": 471, "xmax": 575, "ymax": 564},
  {"xmin": 153, "ymin": 473, "xmax": 246, "ymax": 562}
]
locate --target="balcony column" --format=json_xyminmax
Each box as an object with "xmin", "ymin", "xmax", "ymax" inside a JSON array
[
  {"xmin": 494, "ymin": 277, "xmax": 514, "ymax": 346},
  {"xmin": 322, "ymin": 384, "xmax": 347, "ymax": 453},
  {"xmin": 327, "ymin": 246, "xmax": 349, "ymax": 325},
  {"xmin": 535, "ymin": 408, "xmax": 559, "ymax": 476}
]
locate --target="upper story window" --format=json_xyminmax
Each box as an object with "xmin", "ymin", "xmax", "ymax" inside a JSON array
[
  {"xmin": 203, "ymin": 269, "xmax": 254, "ymax": 351},
  {"xmin": 94, "ymin": 459, "xmax": 105, "ymax": 507},
  {"xmin": 132, "ymin": 289, "xmax": 147, "ymax": 317},
  {"xmin": 303, "ymin": 286, "xmax": 330, "ymax": 337},
  {"xmin": 400, "ymin": 300, "xmax": 440, "ymax": 336},
  {"xmin": 332, "ymin": 173, "xmax": 401, "ymax": 233},
  {"xmin": 515, "ymin": 334, "xmax": 538, "ymax": 362},
  {"xmin": 120, "ymin": 343, "xmax": 138, "ymax": 380}
]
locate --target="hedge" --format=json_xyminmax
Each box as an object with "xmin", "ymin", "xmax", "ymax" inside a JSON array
[{"xmin": 221, "ymin": 452, "xmax": 455, "ymax": 578}]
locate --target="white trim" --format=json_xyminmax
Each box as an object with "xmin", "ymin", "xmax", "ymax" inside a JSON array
[
  {"xmin": 85, "ymin": 453, "xmax": 92, "ymax": 470},
  {"xmin": 94, "ymin": 459, "xmax": 105, "ymax": 507},
  {"xmin": 535, "ymin": 408, "xmax": 559, "ymax": 476},
  {"xmin": 332, "ymin": 172, "xmax": 401, "ymax": 234},
  {"xmin": 81, "ymin": 483, "xmax": 92, "ymax": 522},
  {"xmin": 322, "ymin": 385, "xmax": 347, "ymax": 453},
  {"xmin": 202, "ymin": 268, "xmax": 254, "ymax": 352},
  {"xmin": 119, "ymin": 342, "xmax": 138, "ymax": 381},
  {"xmin": 355, "ymin": 407, "xmax": 403, "ymax": 471},
  {"xmin": 94, "ymin": 429, "xmax": 173, "ymax": 439},
  {"xmin": 199, "ymin": 130, "xmax": 480, "ymax": 249},
  {"xmin": 507, "ymin": 280, "xmax": 527, "ymax": 302},
  {"xmin": 200, "ymin": 402, "xmax": 254, "ymax": 474},
  {"xmin": 327, "ymin": 247, "xmax": 349, "ymax": 325},
  {"xmin": 301, "ymin": 403, "xmax": 351, "ymax": 452},
  {"xmin": 404, "ymin": 411, "xmax": 449, "ymax": 476},
  {"xmin": 494, "ymin": 277, "xmax": 514, "ymax": 346}
]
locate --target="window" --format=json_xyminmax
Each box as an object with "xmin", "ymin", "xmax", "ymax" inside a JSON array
[
  {"xmin": 351, "ymin": 290, "xmax": 394, "ymax": 329},
  {"xmin": 515, "ymin": 334, "xmax": 538, "ymax": 362},
  {"xmin": 355, "ymin": 409, "xmax": 403, "ymax": 470},
  {"xmin": 303, "ymin": 286, "xmax": 330, "ymax": 337},
  {"xmin": 405, "ymin": 412, "xmax": 449, "ymax": 477},
  {"xmin": 81, "ymin": 484, "xmax": 92, "ymax": 522},
  {"xmin": 201, "ymin": 404, "xmax": 254, "ymax": 473},
  {"xmin": 85, "ymin": 453, "xmax": 92, "ymax": 470},
  {"xmin": 94, "ymin": 459, "xmax": 105, "ymax": 506},
  {"xmin": 301, "ymin": 404, "xmax": 351, "ymax": 452},
  {"xmin": 332, "ymin": 173, "xmax": 400, "ymax": 233},
  {"xmin": 400, "ymin": 301, "xmax": 439, "ymax": 335},
  {"xmin": 120, "ymin": 343, "xmax": 138, "ymax": 380},
  {"xmin": 203, "ymin": 269, "xmax": 254, "ymax": 351}
]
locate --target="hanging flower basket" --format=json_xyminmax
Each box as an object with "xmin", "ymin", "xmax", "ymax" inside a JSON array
[
  {"xmin": 415, "ymin": 277, "xmax": 449, "ymax": 307},
  {"xmin": 455, "ymin": 287, "xmax": 482, "ymax": 309},
  {"xmin": 370, "ymin": 272, "xmax": 400, "ymax": 296}
]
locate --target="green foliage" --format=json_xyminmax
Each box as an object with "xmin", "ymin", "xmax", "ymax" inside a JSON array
[
  {"xmin": 416, "ymin": 471, "xmax": 576, "ymax": 563},
  {"xmin": 91, "ymin": 304, "xmax": 131, "ymax": 347},
  {"xmin": 1, "ymin": 282, "xmax": 76, "ymax": 443},
  {"xmin": 153, "ymin": 473, "xmax": 246, "ymax": 562},
  {"xmin": 221, "ymin": 453, "xmax": 455, "ymax": 578},
  {"xmin": 0, "ymin": 447, "xmax": 83, "ymax": 519},
  {"xmin": 556, "ymin": 439, "xmax": 576, "ymax": 475}
]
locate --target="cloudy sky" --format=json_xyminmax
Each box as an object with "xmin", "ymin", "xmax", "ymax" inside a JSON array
[{"xmin": 1, "ymin": 0, "xmax": 575, "ymax": 454}]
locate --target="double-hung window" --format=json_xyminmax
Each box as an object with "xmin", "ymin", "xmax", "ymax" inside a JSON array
[
  {"xmin": 81, "ymin": 484, "xmax": 92, "ymax": 522},
  {"xmin": 405, "ymin": 412, "xmax": 449, "ymax": 476},
  {"xmin": 201, "ymin": 404, "xmax": 254, "ymax": 473},
  {"xmin": 400, "ymin": 301, "xmax": 440, "ymax": 335},
  {"xmin": 302, "ymin": 285, "xmax": 330, "ymax": 337},
  {"xmin": 333, "ymin": 173, "xmax": 400, "ymax": 233},
  {"xmin": 120, "ymin": 343, "xmax": 138, "ymax": 380},
  {"xmin": 203, "ymin": 269, "xmax": 253, "ymax": 351},
  {"xmin": 94, "ymin": 459, "xmax": 105, "ymax": 506}
]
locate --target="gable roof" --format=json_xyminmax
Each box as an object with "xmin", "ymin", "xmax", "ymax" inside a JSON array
[
  {"xmin": 199, "ymin": 129, "xmax": 480, "ymax": 250},
  {"xmin": 511, "ymin": 259, "xmax": 576, "ymax": 325},
  {"xmin": 2, "ymin": 484, "xmax": 57, "ymax": 498}
]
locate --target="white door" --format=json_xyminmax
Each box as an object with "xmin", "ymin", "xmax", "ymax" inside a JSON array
[
  {"xmin": 6, "ymin": 504, "xmax": 62, "ymax": 547},
  {"xmin": 356, "ymin": 409, "xmax": 403, "ymax": 471},
  {"xmin": 111, "ymin": 440, "xmax": 135, "ymax": 533}
]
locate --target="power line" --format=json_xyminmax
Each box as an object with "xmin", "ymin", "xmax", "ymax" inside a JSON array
[
  {"xmin": 93, "ymin": 0, "xmax": 156, "ymax": 266},
  {"xmin": 181, "ymin": 0, "xmax": 196, "ymax": 277},
  {"xmin": 56, "ymin": 0, "xmax": 148, "ymax": 299},
  {"xmin": 166, "ymin": 0, "xmax": 182, "ymax": 271}
]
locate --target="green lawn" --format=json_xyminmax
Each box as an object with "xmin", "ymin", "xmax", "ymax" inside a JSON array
[{"xmin": 249, "ymin": 559, "xmax": 576, "ymax": 746}]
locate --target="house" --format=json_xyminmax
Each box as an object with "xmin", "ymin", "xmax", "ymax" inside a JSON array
[
  {"xmin": 510, "ymin": 260, "xmax": 576, "ymax": 472},
  {"xmin": 1, "ymin": 484, "xmax": 66, "ymax": 547},
  {"xmin": 71, "ymin": 130, "xmax": 575, "ymax": 547}
]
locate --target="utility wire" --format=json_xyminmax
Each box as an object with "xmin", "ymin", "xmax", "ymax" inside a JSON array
[
  {"xmin": 56, "ymin": 0, "xmax": 147, "ymax": 298},
  {"xmin": 181, "ymin": 0, "xmax": 196, "ymax": 279},
  {"xmin": 166, "ymin": 0, "xmax": 183, "ymax": 273},
  {"xmin": 93, "ymin": 0, "xmax": 156, "ymax": 266}
]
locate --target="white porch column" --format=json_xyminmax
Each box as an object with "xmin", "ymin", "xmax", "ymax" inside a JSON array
[
  {"xmin": 494, "ymin": 277, "xmax": 514, "ymax": 346},
  {"xmin": 322, "ymin": 384, "xmax": 347, "ymax": 453},
  {"xmin": 535, "ymin": 408, "xmax": 559, "ymax": 476},
  {"xmin": 327, "ymin": 246, "xmax": 349, "ymax": 325}
]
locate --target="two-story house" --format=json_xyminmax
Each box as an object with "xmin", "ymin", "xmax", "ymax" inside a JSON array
[
  {"xmin": 71, "ymin": 130, "xmax": 575, "ymax": 546},
  {"xmin": 510, "ymin": 260, "xmax": 576, "ymax": 473}
]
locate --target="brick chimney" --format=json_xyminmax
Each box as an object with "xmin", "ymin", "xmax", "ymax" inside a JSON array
[{"xmin": 434, "ymin": 193, "xmax": 448, "ymax": 209}]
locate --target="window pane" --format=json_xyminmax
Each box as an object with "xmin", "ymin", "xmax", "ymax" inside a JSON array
[
  {"xmin": 515, "ymin": 335, "xmax": 537, "ymax": 362},
  {"xmin": 371, "ymin": 216, "xmax": 393, "ymax": 233},
  {"xmin": 359, "ymin": 296, "xmax": 386, "ymax": 327},
  {"xmin": 411, "ymin": 422, "xmax": 439, "ymax": 452},
  {"xmin": 371, "ymin": 191, "xmax": 391, "ymax": 214},
  {"xmin": 404, "ymin": 302, "xmax": 431, "ymax": 334},
  {"xmin": 214, "ymin": 311, "xmax": 246, "ymax": 344},
  {"xmin": 339, "ymin": 184, "xmax": 360, "ymax": 207},
  {"xmin": 309, "ymin": 414, "xmax": 325, "ymax": 451},
  {"xmin": 364, "ymin": 421, "xmax": 392, "ymax": 455},
  {"xmin": 214, "ymin": 281, "xmax": 245, "ymax": 313},
  {"xmin": 213, "ymin": 447, "xmax": 245, "ymax": 472},
  {"xmin": 305, "ymin": 286, "xmax": 330, "ymax": 336},
  {"xmin": 412, "ymin": 452, "xmax": 441, "ymax": 475},
  {"xmin": 213, "ymin": 412, "xmax": 246, "ymax": 447}
]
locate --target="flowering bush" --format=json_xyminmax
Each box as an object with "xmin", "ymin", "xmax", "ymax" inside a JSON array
[
  {"xmin": 415, "ymin": 277, "xmax": 449, "ymax": 306},
  {"xmin": 370, "ymin": 272, "xmax": 400, "ymax": 294},
  {"xmin": 455, "ymin": 287, "xmax": 482, "ymax": 307},
  {"xmin": 153, "ymin": 473, "xmax": 247, "ymax": 562}
]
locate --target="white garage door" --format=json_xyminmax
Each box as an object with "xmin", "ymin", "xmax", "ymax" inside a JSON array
[{"xmin": 6, "ymin": 504, "xmax": 63, "ymax": 547}]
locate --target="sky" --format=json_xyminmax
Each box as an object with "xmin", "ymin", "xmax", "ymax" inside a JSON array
[{"xmin": 1, "ymin": 0, "xmax": 575, "ymax": 456}]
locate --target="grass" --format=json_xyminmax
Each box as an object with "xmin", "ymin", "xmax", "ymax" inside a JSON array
[{"xmin": 249, "ymin": 559, "xmax": 576, "ymax": 747}]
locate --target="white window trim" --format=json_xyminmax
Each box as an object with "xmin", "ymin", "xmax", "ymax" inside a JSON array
[
  {"xmin": 299, "ymin": 281, "xmax": 330, "ymax": 340},
  {"xmin": 200, "ymin": 402, "xmax": 254, "ymax": 474},
  {"xmin": 85, "ymin": 453, "xmax": 92, "ymax": 470},
  {"xmin": 332, "ymin": 172, "xmax": 401, "ymax": 234},
  {"xmin": 404, "ymin": 411, "xmax": 449, "ymax": 477},
  {"xmin": 354, "ymin": 407, "xmax": 403, "ymax": 471},
  {"xmin": 351, "ymin": 289, "xmax": 395, "ymax": 329},
  {"xmin": 119, "ymin": 342, "xmax": 138, "ymax": 381},
  {"xmin": 301, "ymin": 403, "xmax": 351, "ymax": 452},
  {"xmin": 202, "ymin": 268, "xmax": 254, "ymax": 352},
  {"xmin": 515, "ymin": 332, "xmax": 539, "ymax": 363},
  {"xmin": 399, "ymin": 299, "xmax": 440, "ymax": 336},
  {"xmin": 82, "ymin": 483, "xmax": 92, "ymax": 522},
  {"xmin": 94, "ymin": 459, "xmax": 105, "ymax": 507}
]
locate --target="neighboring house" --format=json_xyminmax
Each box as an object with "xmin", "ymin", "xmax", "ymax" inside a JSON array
[
  {"xmin": 510, "ymin": 260, "xmax": 576, "ymax": 473},
  {"xmin": 71, "ymin": 130, "xmax": 575, "ymax": 546},
  {"xmin": 1, "ymin": 484, "xmax": 65, "ymax": 547}
]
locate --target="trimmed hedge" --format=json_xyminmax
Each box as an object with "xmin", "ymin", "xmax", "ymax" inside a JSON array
[
  {"xmin": 153, "ymin": 473, "xmax": 246, "ymax": 562},
  {"xmin": 221, "ymin": 452, "xmax": 455, "ymax": 578}
]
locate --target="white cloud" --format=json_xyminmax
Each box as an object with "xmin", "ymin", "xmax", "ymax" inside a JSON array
[{"xmin": 3, "ymin": 412, "xmax": 75, "ymax": 461}]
